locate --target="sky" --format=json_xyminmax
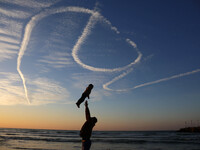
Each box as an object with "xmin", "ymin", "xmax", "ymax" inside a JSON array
[{"xmin": 0, "ymin": 0, "xmax": 200, "ymax": 131}]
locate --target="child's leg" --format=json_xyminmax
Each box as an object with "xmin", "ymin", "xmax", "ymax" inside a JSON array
[{"xmin": 76, "ymin": 93, "xmax": 86, "ymax": 107}]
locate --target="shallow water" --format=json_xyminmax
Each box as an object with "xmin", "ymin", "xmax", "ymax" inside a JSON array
[{"xmin": 0, "ymin": 128, "xmax": 200, "ymax": 150}]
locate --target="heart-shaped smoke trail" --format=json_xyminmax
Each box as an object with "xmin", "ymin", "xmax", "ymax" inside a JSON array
[{"xmin": 17, "ymin": 6, "xmax": 200, "ymax": 104}]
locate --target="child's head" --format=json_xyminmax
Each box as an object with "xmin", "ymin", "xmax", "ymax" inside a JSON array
[{"xmin": 88, "ymin": 84, "xmax": 94, "ymax": 89}]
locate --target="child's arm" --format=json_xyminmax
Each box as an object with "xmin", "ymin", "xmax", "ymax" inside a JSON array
[{"xmin": 85, "ymin": 101, "xmax": 91, "ymax": 121}]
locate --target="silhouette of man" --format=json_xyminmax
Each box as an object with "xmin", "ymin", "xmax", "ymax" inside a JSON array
[{"xmin": 80, "ymin": 101, "xmax": 97, "ymax": 150}]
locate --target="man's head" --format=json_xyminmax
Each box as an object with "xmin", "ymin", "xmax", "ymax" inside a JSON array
[{"xmin": 91, "ymin": 117, "xmax": 97, "ymax": 125}]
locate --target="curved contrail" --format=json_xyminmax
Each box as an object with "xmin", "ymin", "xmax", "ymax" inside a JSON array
[{"xmin": 71, "ymin": 21, "xmax": 142, "ymax": 72}]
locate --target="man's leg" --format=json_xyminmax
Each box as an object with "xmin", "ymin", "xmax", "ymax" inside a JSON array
[{"xmin": 82, "ymin": 140, "xmax": 91, "ymax": 150}]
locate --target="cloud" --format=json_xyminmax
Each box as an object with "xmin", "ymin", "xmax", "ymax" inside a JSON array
[
  {"xmin": 0, "ymin": 0, "xmax": 59, "ymax": 38},
  {"xmin": 38, "ymin": 52, "xmax": 73, "ymax": 69},
  {"xmin": 28, "ymin": 77, "xmax": 70, "ymax": 105},
  {"xmin": 2, "ymin": 0, "xmax": 60, "ymax": 9},
  {"xmin": 0, "ymin": 36, "xmax": 20, "ymax": 45},
  {"xmin": 0, "ymin": 16, "xmax": 23, "ymax": 33},
  {"xmin": 0, "ymin": 49, "xmax": 18, "ymax": 62},
  {"xmin": 0, "ymin": 16, "xmax": 23, "ymax": 61},
  {"xmin": 0, "ymin": 42, "xmax": 19, "ymax": 49},
  {"xmin": 0, "ymin": 42, "xmax": 18, "ymax": 61},
  {"xmin": 0, "ymin": 72, "xmax": 70, "ymax": 105},
  {"xmin": 0, "ymin": 7, "xmax": 31, "ymax": 19},
  {"xmin": 0, "ymin": 35, "xmax": 20, "ymax": 61},
  {"xmin": 0, "ymin": 28, "xmax": 20, "ymax": 39},
  {"xmin": 0, "ymin": 72, "xmax": 29, "ymax": 105}
]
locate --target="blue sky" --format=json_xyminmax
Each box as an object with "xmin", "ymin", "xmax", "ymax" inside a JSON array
[{"xmin": 0, "ymin": 0, "xmax": 200, "ymax": 130}]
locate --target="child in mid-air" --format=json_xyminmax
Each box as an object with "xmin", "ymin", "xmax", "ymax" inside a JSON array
[{"xmin": 76, "ymin": 84, "xmax": 94, "ymax": 108}]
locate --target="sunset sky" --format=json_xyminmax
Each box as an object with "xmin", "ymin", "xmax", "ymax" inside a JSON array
[{"xmin": 0, "ymin": 0, "xmax": 200, "ymax": 131}]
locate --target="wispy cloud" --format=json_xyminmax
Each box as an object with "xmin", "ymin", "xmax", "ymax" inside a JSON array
[
  {"xmin": 28, "ymin": 77, "xmax": 70, "ymax": 105},
  {"xmin": 0, "ymin": 28, "xmax": 20, "ymax": 38},
  {"xmin": 0, "ymin": 72, "xmax": 29, "ymax": 105},
  {"xmin": 0, "ymin": 72, "xmax": 70, "ymax": 105},
  {"xmin": 0, "ymin": 17, "xmax": 23, "ymax": 37},
  {"xmin": 0, "ymin": 36, "xmax": 20, "ymax": 45},
  {"xmin": 2, "ymin": 0, "xmax": 60, "ymax": 9},
  {"xmin": 0, "ymin": 42, "xmax": 19, "ymax": 50},
  {"xmin": 0, "ymin": 42, "xmax": 18, "ymax": 61},
  {"xmin": 0, "ymin": 18, "xmax": 20, "ymax": 62},
  {"xmin": 0, "ymin": 49, "xmax": 18, "ymax": 61},
  {"xmin": 38, "ymin": 52, "xmax": 73, "ymax": 68},
  {"xmin": 0, "ymin": 7, "xmax": 31, "ymax": 19}
]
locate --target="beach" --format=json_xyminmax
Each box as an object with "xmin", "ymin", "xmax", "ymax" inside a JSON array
[{"xmin": 0, "ymin": 128, "xmax": 200, "ymax": 150}]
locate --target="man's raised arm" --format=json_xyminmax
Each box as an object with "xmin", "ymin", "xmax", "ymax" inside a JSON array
[{"xmin": 85, "ymin": 101, "xmax": 91, "ymax": 121}]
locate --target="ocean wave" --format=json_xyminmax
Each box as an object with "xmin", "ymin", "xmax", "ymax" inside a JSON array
[
  {"xmin": 0, "ymin": 135, "xmax": 200, "ymax": 145},
  {"xmin": 12, "ymin": 147, "xmax": 53, "ymax": 150},
  {"xmin": 3, "ymin": 136, "xmax": 80, "ymax": 143},
  {"xmin": 1, "ymin": 129, "xmax": 200, "ymax": 146}
]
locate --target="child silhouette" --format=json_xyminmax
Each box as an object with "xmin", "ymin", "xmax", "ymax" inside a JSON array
[{"xmin": 76, "ymin": 84, "xmax": 94, "ymax": 108}]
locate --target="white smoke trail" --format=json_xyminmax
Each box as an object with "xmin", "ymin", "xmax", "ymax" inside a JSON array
[
  {"xmin": 17, "ymin": 17, "xmax": 37, "ymax": 104},
  {"xmin": 17, "ymin": 5, "xmax": 199, "ymax": 100},
  {"xmin": 71, "ymin": 12, "xmax": 100, "ymax": 70},
  {"xmin": 71, "ymin": 36, "xmax": 142, "ymax": 72},
  {"xmin": 102, "ymin": 38, "xmax": 142, "ymax": 91},
  {"xmin": 133, "ymin": 68, "xmax": 200, "ymax": 89},
  {"xmin": 103, "ymin": 38, "xmax": 200, "ymax": 91},
  {"xmin": 103, "ymin": 68, "xmax": 134, "ymax": 91},
  {"xmin": 104, "ymin": 68, "xmax": 200, "ymax": 92},
  {"xmin": 18, "ymin": 6, "xmax": 142, "ymax": 103}
]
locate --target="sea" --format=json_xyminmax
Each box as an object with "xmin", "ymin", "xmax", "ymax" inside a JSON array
[{"xmin": 0, "ymin": 128, "xmax": 200, "ymax": 150}]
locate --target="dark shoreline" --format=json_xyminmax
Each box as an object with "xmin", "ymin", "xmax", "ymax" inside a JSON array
[{"xmin": 178, "ymin": 127, "xmax": 200, "ymax": 132}]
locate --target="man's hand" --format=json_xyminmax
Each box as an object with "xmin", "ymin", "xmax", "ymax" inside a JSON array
[{"xmin": 85, "ymin": 100, "xmax": 88, "ymax": 107}]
